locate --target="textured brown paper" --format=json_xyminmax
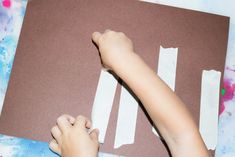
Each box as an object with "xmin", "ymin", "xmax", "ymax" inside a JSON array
[{"xmin": 0, "ymin": 0, "xmax": 229, "ymax": 156}]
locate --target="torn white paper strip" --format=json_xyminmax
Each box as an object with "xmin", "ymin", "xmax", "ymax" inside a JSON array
[
  {"xmin": 153, "ymin": 45, "xmax": 178, "ymax": 136},
  {"xmin": 199, "ymin": 70, "xmax": 221, "ymax": 150},
  {"xmin": 157, "ymin": 46, "xmax": 178, "ymax": 91},
  {"xmin": 91, "ymin": 69, "xmax": 118, "ymax": 143},
  {"xmin": 114, "ymin": 86, "xmax": 139, "ymax": 149}
]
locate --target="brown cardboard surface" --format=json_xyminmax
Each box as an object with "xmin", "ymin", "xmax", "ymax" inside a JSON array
[{"xmin": 0, "ymin": 0, "xmax": 229, "ymax": 156}]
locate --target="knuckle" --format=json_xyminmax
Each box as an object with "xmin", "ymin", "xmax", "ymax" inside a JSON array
[
  {"xmin": 61, "ymin": 114, "xmax": 67, "ymax": 118},
  {"xmin": 107, "ymin": 30, "xmax": 115, "ymax": 35},
  {"xmin": 51, "ymin": 126, "xmax": 56, "ymax": 133},
  {"xmin": 118, "ymin": 32, "xmax": 125, "ymax": 36},
  {"xmin": 57, "ymin": 114, "xmax": 66, "ymax": 122},
  {"xmin": 57, "ymin": 116, "xmax": 63, "ymax": 124},
  {"xmin": 109, "ymin": 30, "xmax": 115, "ymax": 33},
  {"xmin": 49, "ymin": 140, "xmax": 53, "ymax": 146},
  {"xmin": 56, "ymin": 118, "xmax": 60, "ymax": 124},
  {"xmin": 76, "ymin": 115, "xmax": 84, "ymax": 120}
]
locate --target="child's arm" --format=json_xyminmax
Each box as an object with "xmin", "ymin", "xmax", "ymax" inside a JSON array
[
  {"xmin": 92, "ymin": 30, "xmax": 210, "ymax": 157},
  {"xmin": 49, "ymin": 114, "xmax": 99, "ymax": 157}
]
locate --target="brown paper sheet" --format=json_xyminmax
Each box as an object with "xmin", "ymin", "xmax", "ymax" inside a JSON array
[{"xmin": 0, "ymin": 0, "xmax": 229, "ymax": 156}]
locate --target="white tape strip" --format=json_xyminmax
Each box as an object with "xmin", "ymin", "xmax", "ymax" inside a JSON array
[
  {"xmin": 91, "ymin": 69, "xmax": 118, "ymax": 143},
  {"xmin": 199, "ymin": 70, "xmax": 221, "ymax": 150},
  {"xmin": 153, "ymin": 45, "xmax": 178, "ymax": 136},
  {"xmin": 98, "ymin": 152, "xmax": 125, "ymax": 157},
  {"xmin": 157, "ymin": 46, "xmax": 178, "ymax": 91},
  {"xmin": 114, "ymin": 86, "xmax": 139, "ymax": 148}
]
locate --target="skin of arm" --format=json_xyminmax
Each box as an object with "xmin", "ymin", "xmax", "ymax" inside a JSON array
[
  {"xmin": 92, "ymin": 30, "xmax": 210, "ymax": 157},
  {"xmin": 49, "ymin": 29, "xmax": 210, "ymax": 157}
]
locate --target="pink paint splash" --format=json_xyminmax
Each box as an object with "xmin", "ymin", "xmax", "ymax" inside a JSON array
[
  {"xmin": 219, "ymin": 79, "xmax": 235, "ymax": 115},
  {"xmin": 220, "ymin": 102, "xmax": 225, "ymax": 115},
  {"xmin": 226, "ymin": 67, "xmax": 235, "ymax": 72},
  {"xmin": 2, "ymin": 0, "xmax": 11, "ymax": 8}
]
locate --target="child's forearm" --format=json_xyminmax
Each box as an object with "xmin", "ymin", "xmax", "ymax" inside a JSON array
[
  {"xmin": 92, "ymin": 30, "xmax": 209, "ymax": 157},
  {"xmin": 112, "ymin": 52, "xmax": 209, "ymax": 157},
  {"xmin": 112, "ymin": 52, "xmax": 195, "ymax": 137}
]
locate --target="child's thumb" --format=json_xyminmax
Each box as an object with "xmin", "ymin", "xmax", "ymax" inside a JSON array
[{"xmin": 90, "ymin": 128, "xmax": 99, "ymax": 143}]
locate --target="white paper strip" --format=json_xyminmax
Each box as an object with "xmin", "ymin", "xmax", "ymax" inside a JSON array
[
  {"xmin": 114, "ymin": 86, "xmax": 139, "ymax": 148},
  {"xmin": 157, "ymin": 46, "xmax": 178, "ymax": 91},
  {"xmin": 153, "ymin": 45, "xmax": 178, "ymax": 136},
  {"xmin": 91, "ymin": 69, "xmax": 118, "ymax": 143},
  {"xmin": 199, "ymin": 70, "xmax": 221, "ymax": 150}
]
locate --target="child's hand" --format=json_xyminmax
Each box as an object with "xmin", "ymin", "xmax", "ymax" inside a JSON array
[
  {"xmin": 49, "ymin": 114, "xmax": 99, "ymax": 157},
  {"xmin": 92, "ymin": 30, "xmax": 134, "ymax": 70}
]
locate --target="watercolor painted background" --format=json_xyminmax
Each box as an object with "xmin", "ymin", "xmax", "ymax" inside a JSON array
[
  {"xmin": 0, "ymin": 134, "xmax": 122, "ymax": 157},
  {"xmin": 0, "ymin": 0, "xmax": 27, "ymax": 113},
  {"xmin": 0, "ymin": 0, "xmax": 235, "ymax": 157}
]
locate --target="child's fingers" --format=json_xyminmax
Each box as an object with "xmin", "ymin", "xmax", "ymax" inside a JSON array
[
  {"xmin": 61, "ymin": 114, "xmax": 76, "ymax": 124},
  {"xmin": 49, "ymin": 139, "xmax": 61, "ymax": 155},
  {"xmin": 89, "ymin": 128, "xmax": 99, "ymax": 143},
  {"xmin": 104, "ymin": 29, "xmax": 111, "ymax": 33},
  {"xmin": 74, "ymin": 115, "xmax": 92, "ymax": 129},
  {"xmin": 92, "ymin": 32, "xmax": 102, "ymax": 46},
  {"xmin": 51, "ymin": 125, "xmax": 61, "ymax": 142},
  {"xmin": 56, "ymin": 114, "xmax": 73, "ymax": 132}
]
